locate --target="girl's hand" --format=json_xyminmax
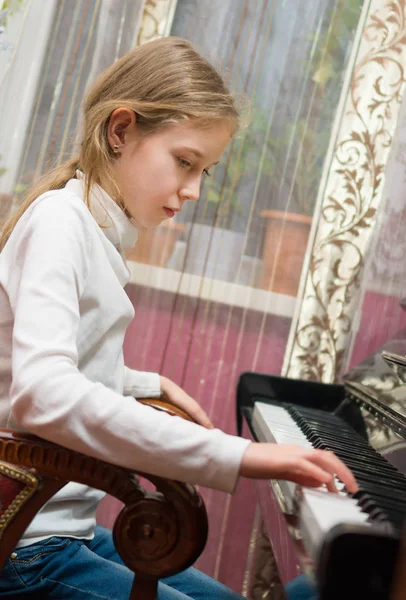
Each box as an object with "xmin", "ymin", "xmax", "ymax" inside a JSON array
[
  {"xmin": 240, "ymin": 443, "xmax": 358, "ymax": 493},
  {"xmin": 160, "ymin": 376, "xmax": 214, "ymax": 429}
]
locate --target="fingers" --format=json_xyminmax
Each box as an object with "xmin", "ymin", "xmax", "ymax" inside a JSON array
[
  {"xmin": 295, "ymin": 463, "xmax": 337, "ymax": 492},
  {"xmin": 160, "ymin": 376, "xmax": 214, "ymax": 428},
  {"xmin": 197, "ymin": 411, "xmax": 214, "ymax": 429},
  {"xmin": 239, "ymin": 443, "xmax": 358, "ymax": 494},
  {"xmin": 190, "ymin": 405, "xmax": 214, "ymax": 429},
  {"xmin": 296, "ymin": 457, "xmax": 334, "ymax": 487},
  {"xmin": 325, "ymin": 476, "xmax": 338, "ymax": 493},
  {"xmin": 310, "ymin": 450, "xmax": 358, "ymax": 493},
  {"xmin": 293, "ymin": 474, "xmax": 331, "ymax": 488},
  {"xmin": 292, "ymin": 450, "xmax": 357, "ymax": 493}
]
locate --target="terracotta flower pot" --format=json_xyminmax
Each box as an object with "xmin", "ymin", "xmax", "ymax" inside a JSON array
[
  {"xmin": 259, "ymin": 210, "xmax": 312, "ymax": 296},
  {"xmin": 126, "ymin": 220, "xmax": 185, "ymax": 267}
]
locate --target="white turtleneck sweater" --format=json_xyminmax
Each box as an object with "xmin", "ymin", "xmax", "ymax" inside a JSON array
[{"xmin": 0, "ymin": 175, "xmax": 250, "ymax": 547}]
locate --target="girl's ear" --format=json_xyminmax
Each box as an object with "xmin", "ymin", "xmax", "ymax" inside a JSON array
[{"xmin": 107, "ymin": 108, "xmax": 137, "ymax": 153}]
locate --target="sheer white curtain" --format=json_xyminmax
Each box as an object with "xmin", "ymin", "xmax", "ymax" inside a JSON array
[
  {"xmin": 2, "ymin": 0, "xmax": 144, "ymax": 205},
  {"xmin": 123, "ymin": 1, "xmax": 364, "ymax": 592}
]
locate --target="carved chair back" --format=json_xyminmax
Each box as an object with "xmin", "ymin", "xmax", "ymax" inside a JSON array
[{"xmin": 0, "ymin": 400, "xmax": 208, "ymax": 600}]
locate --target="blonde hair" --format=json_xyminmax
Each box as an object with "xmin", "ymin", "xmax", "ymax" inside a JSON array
[{"xmin": 0, "ymin": 36, "xmax": 241, "ymax": 251}]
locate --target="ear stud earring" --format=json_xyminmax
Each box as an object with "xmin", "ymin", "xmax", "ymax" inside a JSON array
[{"xmin": 113, "ymin": 145, "xmax": 119, "ymax": 153}]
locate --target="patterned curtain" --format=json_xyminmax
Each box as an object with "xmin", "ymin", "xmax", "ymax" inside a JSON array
[{"xmin": 346, "ymin": 73, "xmax": 406, "ymax": 398}]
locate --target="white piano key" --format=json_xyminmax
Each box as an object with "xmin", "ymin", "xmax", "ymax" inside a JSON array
[{"xmin": 300, "ymin": 488, "xmax": 369, "ymax": 563}]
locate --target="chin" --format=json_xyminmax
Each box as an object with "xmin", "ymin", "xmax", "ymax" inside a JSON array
[
  {"xmin": 142, "ymin": 218, "xmax": 164, "ymax": 229},
  {"xmin": 155, "ymin": 216, "xmax": 169, "ymax": 226}
]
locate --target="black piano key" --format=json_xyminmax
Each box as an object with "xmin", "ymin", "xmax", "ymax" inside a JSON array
[
  {"xmin": 315, "ymin": 443, "xmax": 406, "ymax": 489},
  {"xmin": 312, "ymin": 441, "xmax": 396, "ymax": 467},
  {"xmin": 312, "ymin": 448, "xmax": 406, "ymax": 487},
  {"xmin": 299, "ymin": 421, "xmax": 356, "ymax": 435},
  {"xmin": 299, "ymin": 422, "xmax": 383, "ymax": 450},
  {"xmin": 356, "ymin": 480, "xmax": 406, "ymax": 503},
  {"xmin": 296, "ymin": 421, "xmax": 374, "ymax": 448},
  {"xmin": 343, "ymin": 467, "xmax": 406, "ymax": 490},
  {"xmin": 303, "ymin": 426, "xmax": 396, "ymax": 459},
  {"xmin": 366, "ymin": 507, "xmax": 389, "ymax": 523},
  {"xmin": 356, "ymin": 492, "xmax": 406, "ymax": 515},
  {"xmin": 307, "ymin": 433, "xmax": 375, "ymax": 453}
]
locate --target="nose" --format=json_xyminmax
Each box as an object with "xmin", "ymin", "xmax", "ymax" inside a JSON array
[{"xmin": 180, "ymin": 174, "xmax": 201, "ymax": 203}]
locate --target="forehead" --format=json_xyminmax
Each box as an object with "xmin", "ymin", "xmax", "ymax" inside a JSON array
[{"xmin": 151, "ymin": 119, "xmax": 232, "ymax": 159}]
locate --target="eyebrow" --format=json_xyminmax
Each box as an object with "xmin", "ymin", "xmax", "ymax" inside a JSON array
[{"xmin": 181, "ymin": 146, "xmax": 219, "ymax": 166}]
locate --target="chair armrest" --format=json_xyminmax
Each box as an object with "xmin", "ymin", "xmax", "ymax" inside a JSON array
[
  {"xmin": 0, "ymin": 399, "xmax": 208, "ymax": 598},
  {"xmin": 137, "ymin": 397, "xmax": 194, "ymax": 422}
]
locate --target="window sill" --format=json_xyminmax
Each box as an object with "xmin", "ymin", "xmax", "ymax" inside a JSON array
[{"xmin": 127, "ymin": 261, "xmax": 296, "ymax": 318}]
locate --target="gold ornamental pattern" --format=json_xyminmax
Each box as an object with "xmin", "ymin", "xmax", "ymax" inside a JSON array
[
  {"xmin": 284, "ymin": 0, "xmax": 406, "ymax": 382},
  {"xmin": 0, "ymin": 463, "xmax": 40, "ymax": 538}
]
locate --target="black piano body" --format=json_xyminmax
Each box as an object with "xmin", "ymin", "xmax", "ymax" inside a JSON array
[{"xmin": 237, "ymin": 326, "xmax": 406, "ymax": 598}]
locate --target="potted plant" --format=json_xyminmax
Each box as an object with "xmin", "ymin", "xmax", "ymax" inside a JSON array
[{"xmin": 258, "ymin": 118, "xmax": 322, "ymax": 296}]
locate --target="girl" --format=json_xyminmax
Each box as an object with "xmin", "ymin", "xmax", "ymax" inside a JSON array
[{"xmin": 0, "ymin": 36, "xmax": 356, "ymax": 599}]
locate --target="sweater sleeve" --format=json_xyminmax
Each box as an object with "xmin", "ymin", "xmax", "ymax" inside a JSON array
[
  {"xmin": 6, "ymin": 194, "xmax": 251, "ymax": 494},
  {"xmin": 123, "ymin": 366, "xmax": 161, "ymax": 398}
]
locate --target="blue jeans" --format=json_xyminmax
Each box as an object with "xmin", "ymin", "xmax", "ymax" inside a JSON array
[
  {"xmin": 285, "ymin": 574, "xmax": 318, "ymax": 600},
  {"xmin": 0, "ymin": 526, "xmax": 244, "ymax": 599}
]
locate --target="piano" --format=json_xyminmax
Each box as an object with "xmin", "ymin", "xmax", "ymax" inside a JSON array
[{"xmin": 237, "ymin": 326, "xmax": 406, "ymax": 599}]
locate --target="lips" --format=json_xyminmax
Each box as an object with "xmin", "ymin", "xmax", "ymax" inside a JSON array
[{"xmin": 163, "ymin": 207, "xmax": 176, "ymax": 218}]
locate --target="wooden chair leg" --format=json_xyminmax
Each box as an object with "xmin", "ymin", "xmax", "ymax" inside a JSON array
[{"xmin": 130, "ymin": 577, "xmax": 158, "ymax": 600}]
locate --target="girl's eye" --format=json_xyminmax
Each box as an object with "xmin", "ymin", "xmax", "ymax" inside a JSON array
[
  {"xmin": 177, "ymin": 157, "xmax": 211, "ymax": 177},
  {"xmin": 177, "ymin": 157, "xmax": 192, "ymax": 168}
]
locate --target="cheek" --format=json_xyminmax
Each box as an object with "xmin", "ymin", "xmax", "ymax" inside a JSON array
[
  {"xmin": 143, "ymin": 153, "xmax": 179, "ymax": 193},
  {"xmin": 120, "ymin": 145, "xmax": 180, "ymax": 198},
  {"xmin": 118, "ymin": 157, "xmax": 150, "ymax": 196},
  {"xmin": 116, "ymin": 156, "xmax": 137, "ymax": 187}
]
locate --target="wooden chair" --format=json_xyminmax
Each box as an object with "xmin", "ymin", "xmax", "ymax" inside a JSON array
[{"xmin": 0, "ymin": 399, "xmax": 208, "ymax": 600}]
